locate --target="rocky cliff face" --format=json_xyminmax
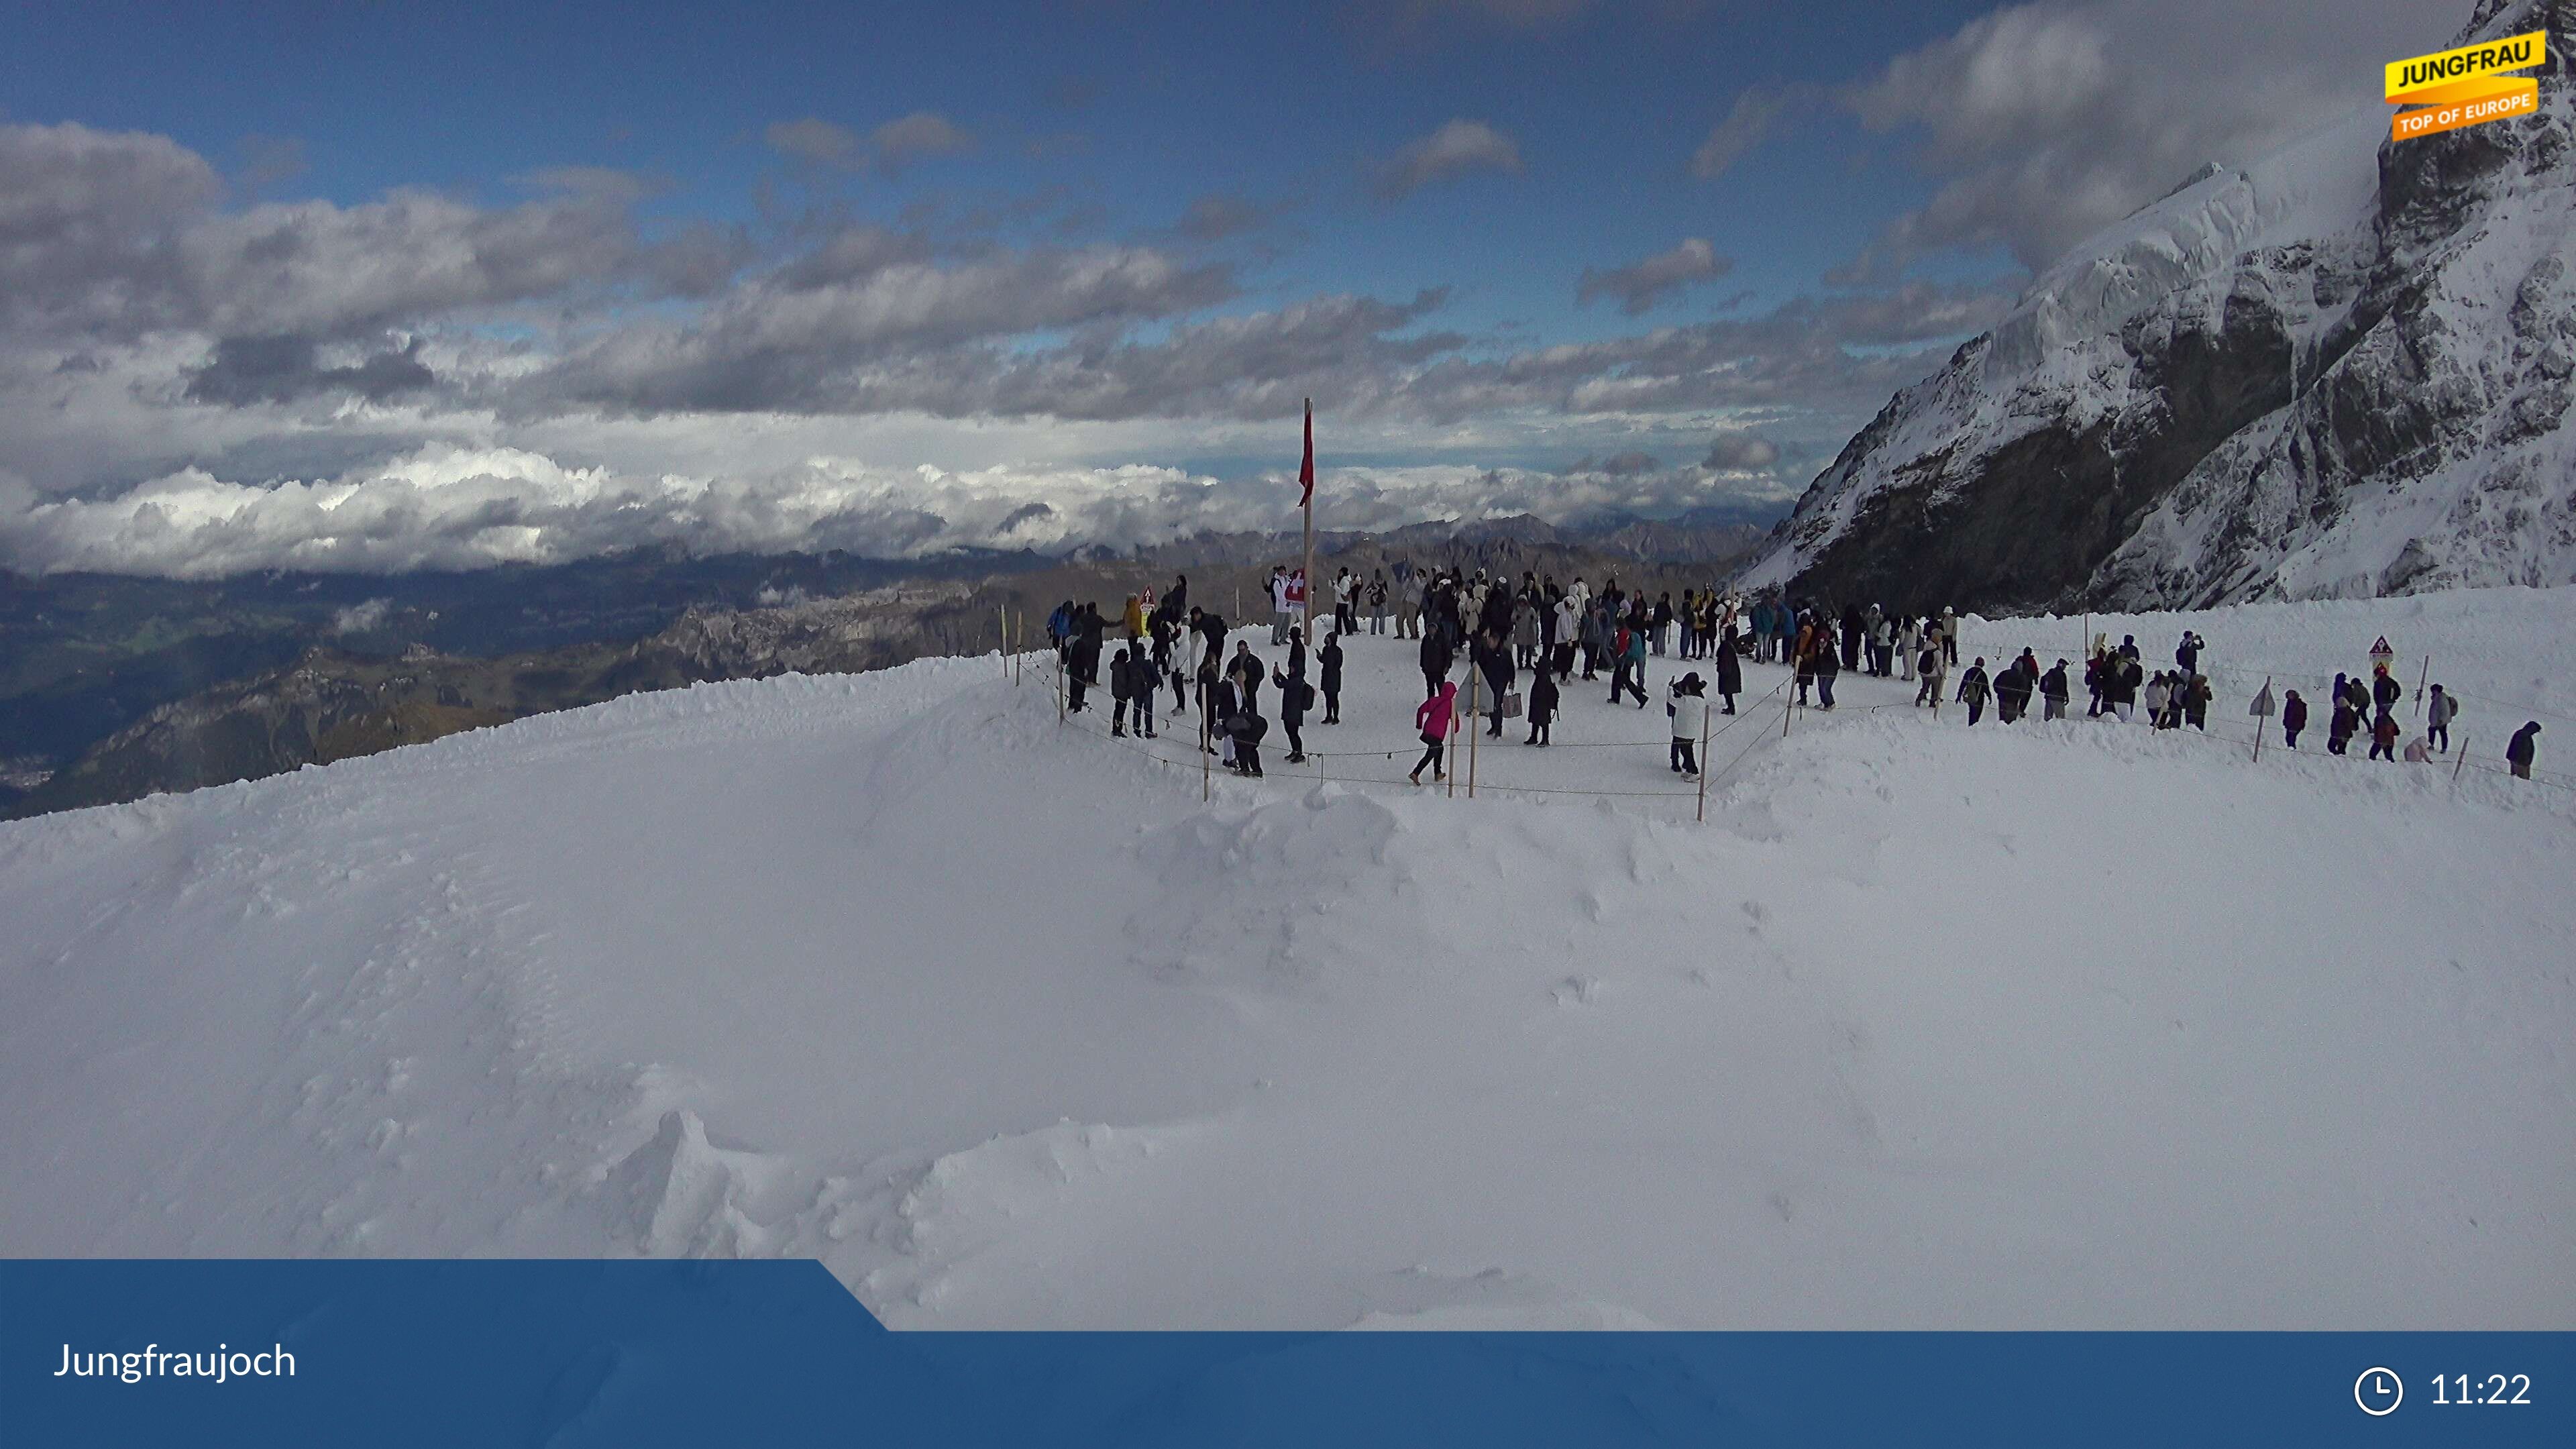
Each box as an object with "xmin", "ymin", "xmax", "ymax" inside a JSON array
[{"xmin": 1741, "ymin": 0, "xmax": 2576, "ymax": 612}]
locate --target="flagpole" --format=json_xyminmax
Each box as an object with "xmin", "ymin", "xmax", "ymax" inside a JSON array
[{"xmin": 1300, "ymin": 398, "xmax": 1316, "ymax": 641}]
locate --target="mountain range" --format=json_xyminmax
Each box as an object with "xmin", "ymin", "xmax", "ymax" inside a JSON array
[{"xmin": 1742, "ymin": 0, "xmax": 2576, "ymax": 614}]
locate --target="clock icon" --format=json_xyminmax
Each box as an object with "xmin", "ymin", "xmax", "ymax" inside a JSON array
[{"xmin": 2355, "ymin": 1366, "xmax": 2404, "ymax": 1416}]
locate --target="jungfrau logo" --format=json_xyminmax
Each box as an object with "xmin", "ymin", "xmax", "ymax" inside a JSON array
[{"xmin": 2387, "ymin": 29, "xmax": 2547, "ymax": 142}]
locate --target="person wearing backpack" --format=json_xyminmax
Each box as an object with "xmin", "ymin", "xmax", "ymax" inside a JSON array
[
  {"xmin": 1956, "ymin": 657, "xmax": 1991, "ymax": 724},
  {"xmin": 2427, "ymin": 684, "xmax": 2457, "ymax": 753},
  {"xmin": 1410, "ymin": 680, "xmax": 1458, "ymax": 784},
  {"xmin": 2039, "ymin": 659, "xmax": 2070, "ymax": 720},
  {"xmin": 1610, "ymin": 620, "xmax": 1648, "ymax": 707},
  {"xmin": 1526, "ymin": 665, "xmax": 1558, "ymax": 746},
  {"xmin": 1108, "ymin": 646, "xmax": 1135, "ymax": 737},
  {"xmin": 2368, "ymin": 711, "xmax": 2400, "ymax": 761}
]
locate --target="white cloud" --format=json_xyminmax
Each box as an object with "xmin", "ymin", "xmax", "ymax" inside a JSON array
[
  {"xmin": 1576, "ymin": 238, "xmax": 1730, "ymax": 315},
  {"xmin": 1370, "ymin": 119, "xmax": 1525, "ymax": 199},
  {"xmin": 763, "ymin": 112, "xmax": 977, "ymax": 173},
  {"xmin": 1835, "ymin": 0, "xmax": 2430, "ymax": 275}
]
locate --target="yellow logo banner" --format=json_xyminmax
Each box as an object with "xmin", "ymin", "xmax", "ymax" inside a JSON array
[{"xmin": 2387, "ymin": 30, "xmax": 2546, "ymax": 142}]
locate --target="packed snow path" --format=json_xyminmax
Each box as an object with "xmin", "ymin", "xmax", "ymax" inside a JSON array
[{"xmin": 3, "ymin": 588, "xmax": 2571, "ymax": 1328}]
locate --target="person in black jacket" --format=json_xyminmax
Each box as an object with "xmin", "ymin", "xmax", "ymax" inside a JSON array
[
  {"xmin": 2371, "ymin": 665, "xmax": 2402, "ymax": 721},
  {"xmin": 1129, "ymin": 647, "xmax": 1161, "ymax": 739},
  {"xmin": 1067, "ymin": 604, "xmax": 1105, "ymax": 713},
  {"xmin": 1271, "ymin": 653, "xmax": 1310, "ymax": 763},
  {"xmin": 1526, "ymin": 665, "xmax": 1558, "ymax": 745},
  {"xmin": 1318, "ymin": 631, "xmax": 1344, "ymax": 724},
  {"xmin": 2039, "ymin": 659, "xmax": 2070, "ymax": 720},
  {"xmin": 1230, "ymin": 704, "xmax": 1268, "ymax": 777},
  {"xmin": 1713, "ymin": 624, "xmax": 1743, "ymax": 714},
  {"xmin": 1108, "ymin": 646, "xmax": 1134, "ymax": 737},
  {"xmin": 1839, "ymin": 606, "xmax": 1864, "ymax": 672},
  {"xmin": 1419, "ymin": 629, "xmax": 1454, "ymax": 700},
  {"xmin": 2507, "ymin": 720, "xmax": 2541, "ymax": 779},
  {"xmin": 2281, "ymin": 689, "xmax": 2307, "ymax": 749}
]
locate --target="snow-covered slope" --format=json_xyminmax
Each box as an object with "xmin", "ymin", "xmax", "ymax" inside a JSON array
[
  {"xmin": 1746, "ymin": 0, "xmax": 2576, "ymax": 611},
  {"xmin": 4, "ymin": 587, "xmax": 2571, "ymax": 1328}
]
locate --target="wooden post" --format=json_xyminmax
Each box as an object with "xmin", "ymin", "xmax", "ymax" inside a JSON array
[
  {"xmin": 1464, "ymin": 663, "xmax": 1479, "ymax": 800},
  {"xmin": 1695, "ymin": 691, "xmax": 1712, "ymax": 823},
  {"xmin": 999, "ymin": 604, "xmax": 1008, "ymax": 676},
  {"xmin": 1056, "ymin": 649, "xmax": 1065, "ymax": 722},
  {"xmin": 2416, "ymin": 655, "xmax": 2430, "ymax": 718},
  {"xmin": 1201, "ymin": 680, "xmax": 1212, "ymax": 803},
  {"xmin": 2453, "ymin": 733, "xmax": 2469, "ymax": 785},
  {"xmin": 2253, "ymin": 675, "xmax": 2268, "ymax": 762}
]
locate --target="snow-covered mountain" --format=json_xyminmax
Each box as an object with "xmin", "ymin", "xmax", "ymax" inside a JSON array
[
  {"xmin": 4, "ymin": 583, "xmax": 2571, "ymax": 1327},
  {"xmin": 1743, "ymin": 0, "xmax": 2576, "ymax": 611}
]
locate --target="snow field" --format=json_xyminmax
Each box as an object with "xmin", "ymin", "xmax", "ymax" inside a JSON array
[{"xmin": 1, "ymin": 587, "xmax": 2569, "ymax": 1328}]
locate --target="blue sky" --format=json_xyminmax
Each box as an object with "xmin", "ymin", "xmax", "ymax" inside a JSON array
[{"xmin": 0, "ymin": 0, "xmax": 2439, "ymax": 575}]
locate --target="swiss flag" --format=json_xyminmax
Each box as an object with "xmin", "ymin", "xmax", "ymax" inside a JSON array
[{"xmin": 1298, "ymin": 400, "xmax": 1315, "ymax": 508}]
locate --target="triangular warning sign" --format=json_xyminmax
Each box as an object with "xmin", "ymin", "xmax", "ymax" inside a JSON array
[{"xmin": 2369, "ymin": 635, "xmax": 2392, "ymax": 653}]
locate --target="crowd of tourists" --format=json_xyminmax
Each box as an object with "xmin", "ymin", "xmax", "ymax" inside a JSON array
[{"xmin": 1042, "ymin": 565, "xmax": 2548, "ymax": 788}]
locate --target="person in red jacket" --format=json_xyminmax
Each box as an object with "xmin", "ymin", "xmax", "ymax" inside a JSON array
[{"xmin": 1410, "ymin": 680, "xmax": 1458, "ymax": 784}]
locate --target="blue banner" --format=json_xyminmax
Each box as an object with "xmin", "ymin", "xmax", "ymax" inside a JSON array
[{"xmin": 5, "ymin": 1261, "xmax": 2567, "ymax": 1446}]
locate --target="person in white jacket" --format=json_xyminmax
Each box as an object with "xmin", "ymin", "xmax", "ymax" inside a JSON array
[{"xmin": 1668, "ymin": 674, "xmax": 1707, "ymax": 776}]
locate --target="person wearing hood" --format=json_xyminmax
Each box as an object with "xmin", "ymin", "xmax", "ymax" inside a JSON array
[
  {"xmin": 2508, "ymin": 720, "xmax": 2542, "ymax": 779},
  {"xmin": 2039, "ymin": 659, "xmax": 2071, "ymax": 720},
  {"xmin": 1668, "ymin": 674, "xmax": 1707, "ymax": 777},
  {"xmin": 1526, "ymin": 664, "xmax": 1559, "ymax": 745},
  {"xmin": 1319, "ymin": 630, "xmax": 1344, "ymax": 724},
  {"xmin": 1915, "ymin": 635, "xmax": 1945, "ymax": 708},
  {"xmin": 2282, "ymin": 689, "xmax": 2308, "ymax": 749},
  {"xmin": 1839, "ymin": 606, "xmax": 1864, "ymax": 672},
  {"xmin": 2182, "ymin": 673, "xmax": 2211, "ymax": 731},
  {"xmin": 1109, "ymin": 645, "xmax": 1135, "ymax": 737},
  {"xmin": 2427, "ymin": 684, "xmax": 2457, "ymax": 753},
  {"xmin": 2327, "ymin": 681, "xmax": 2358, "ymax": 755},
  {"xmin": 1713, "ymin": 623, "xmax": 1743, "ymax": 713},
  {"xmin": 1411, "ymin": 680, "xmax": 1459, "ymax": 784}
]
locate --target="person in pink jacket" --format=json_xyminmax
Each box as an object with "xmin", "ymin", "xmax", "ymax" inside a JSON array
[{"xmin": 1410, "ymin": 680, "xmax": 1458, "ymax": 784}]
